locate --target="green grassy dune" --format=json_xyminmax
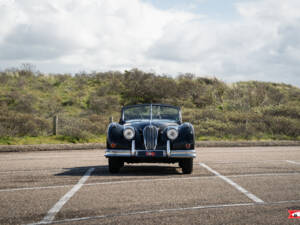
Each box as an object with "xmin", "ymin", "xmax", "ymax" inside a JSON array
[{"xmin": 0, "ymin": 67, "xmax": 300, "ymax": 145}]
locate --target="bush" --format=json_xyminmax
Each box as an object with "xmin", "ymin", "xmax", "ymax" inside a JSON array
[
  {"xmin": 87, "ymin": 95, "xmax": 120, "ymax": 114},
  {"xmin": 58, "ymin": 116, "xmax": 105, "ymax": 141},
  {"xmin": 0, "ymin": 113, "xmax": 50, "ymax": 137},
  {"xmin": 262, "ymin": 105, "xmax": 300, "ymax": 119},
  {"xmin": 264, "ymin": 116, "xmax": 300, "ymax": 137}
]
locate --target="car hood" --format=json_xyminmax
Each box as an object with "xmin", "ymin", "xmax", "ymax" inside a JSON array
[{"xmin": 124, "ymin": 120, "xmax": 179, "ymax": 131}]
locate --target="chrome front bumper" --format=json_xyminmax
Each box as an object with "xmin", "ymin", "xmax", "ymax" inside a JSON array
[{"xmin": 105, "ymin": 140, "xmax": 196, "ymax": 158}]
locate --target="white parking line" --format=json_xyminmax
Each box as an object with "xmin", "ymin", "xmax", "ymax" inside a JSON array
[
  {"xmin": 228, "ymin": 172, "xmax": 300, "ymax": 178},
  {"xmin": 201, "ymin": 147, "xmax": 300, "ymax": 153},
  {"xmin": 0, "ymin": 166, "xmax": 99, "ymax": 175},
  {"xmin": 1, "ymin": 172, "xmax": 300, "ymax": 193},
  {"xmin": 286, "ymin": 160, "xmax": 300, "ymax": 165},
  {"xmin": 199, "ymin": 163, "xmax": 264, "ymax": 203},
  {"xmin": 31, "ymin": 167, "xmax": 94, "ymax": 225},
  {"xmin": 0, "ymin": 184, "xmax": 73, "ymax": 192},
  {"xmin": 0, "ymin": 168, "xmax": 65, "ymax": 174},
  {"xmin": 203, "ymin": 160, "xmax": 285, "ymax": 164},
  {"xmin": 27, "ymin": 199, "xmax": 300, "ymax": 225}
]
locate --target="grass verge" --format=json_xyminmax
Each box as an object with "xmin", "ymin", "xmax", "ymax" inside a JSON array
[
  {"xmin": 0, "ymin": 135, "xmax": 299, "ymax": 145},
  {"xmin": 0, "ymin": 135, "xmax": 106, "ymax": 145},
  {"xmin": 196, "ymin": 135, "xmax": 300, "ymax": 141}
]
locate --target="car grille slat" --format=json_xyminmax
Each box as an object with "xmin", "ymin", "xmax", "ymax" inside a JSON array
[{"xmin": 143, "ymin": 125, "xmax": 158, "ymax": 150}]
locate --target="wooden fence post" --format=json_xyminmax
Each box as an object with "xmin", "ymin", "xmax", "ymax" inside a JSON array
[
  {"xmin": 109, "ymin": 116, "xmax": 113, "ymax": 123},
  {"xmin": 53, "ymin": 115, "xmax": 58, "ymax": 135}
]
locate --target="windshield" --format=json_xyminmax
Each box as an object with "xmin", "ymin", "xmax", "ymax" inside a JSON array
[{"xmin": 123, "ymin": 105, "xmax": 180, "ymax": 121}]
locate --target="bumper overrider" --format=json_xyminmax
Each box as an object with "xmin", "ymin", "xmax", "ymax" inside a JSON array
[{"xmin": 105, "ymin": 140, "xmax": 196, "ymax": 158}]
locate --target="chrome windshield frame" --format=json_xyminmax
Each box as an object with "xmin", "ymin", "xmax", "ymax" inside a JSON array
[{"xmin": 120, "ymin": 104, "xmax": 182, "ymax": 124}]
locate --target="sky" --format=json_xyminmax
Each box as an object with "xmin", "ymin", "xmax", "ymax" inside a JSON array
[{"xmin": 0, "ymin": 0, "xmax": 300, "ymax": 86}]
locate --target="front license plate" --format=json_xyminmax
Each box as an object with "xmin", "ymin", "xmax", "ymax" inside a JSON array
[
  {"xmin": 146, "ymin": 151, "xmax": 156, "ymax": 157},
  {"xmin": 138, "ymin": 151, "xmax": 163, "ymax": 157}
]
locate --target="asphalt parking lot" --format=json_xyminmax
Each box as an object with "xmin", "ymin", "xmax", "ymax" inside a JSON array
[{"xmin": 0, "ymin": 146, "xmax": 300, "ymax": 225}]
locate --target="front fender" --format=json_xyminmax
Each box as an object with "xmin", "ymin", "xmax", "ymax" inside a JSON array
[
  {"xmin": 172, "ymin": 122, "xmax": 195, "ymax": 150},
  {"xmin": 107, "ymin": 123, "xmax": 144, "ymax": 149},
  {"xmin": 107, "ymin": 123, "xmax": 131, "ymax": 149}
]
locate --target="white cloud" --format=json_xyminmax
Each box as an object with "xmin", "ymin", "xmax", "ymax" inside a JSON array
[
  {"xmin": 0, "ymin": 1, "xmax": 170, "ymax": 65},
  {"xmin": 0, "ymin": 0, "xmax": 300, "ymax": 86},
  {"xmin": 146, "ymin": 0, "xmax": 300, "ymax": 86}
]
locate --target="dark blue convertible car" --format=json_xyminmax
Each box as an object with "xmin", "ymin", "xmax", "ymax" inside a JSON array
[{"xmin": 105, "ymin": 104, "xmax": 196, "ymax": 174}]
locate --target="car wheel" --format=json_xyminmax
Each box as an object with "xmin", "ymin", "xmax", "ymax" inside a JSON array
[
  {"xmin": 181, "ymin": 158, "xmax": 193, "ymax": 174},
  {"xmin": 108, "ymin": 158, "xmax": 123, "ymax": 173},
  {"xmin": 179, "ymin": 161, "xmax": 184, "ymax": 168}
]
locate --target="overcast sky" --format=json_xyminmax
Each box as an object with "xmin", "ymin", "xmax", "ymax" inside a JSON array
[{"xmin": 0, "ymin": 0, "xmax": 300, "ymax": 86}]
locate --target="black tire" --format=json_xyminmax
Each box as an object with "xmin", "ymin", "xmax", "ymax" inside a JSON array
[
  {"xmin": 180, "ymin": 158, "xmax": 193, "ymax": 174},
  {"xmin": 179, "ymin": 161, "xmax": 184, "ymax": 168},
  {"xmin": 108, "ymin": 158, "xmax": 123, "ymax": 174}
]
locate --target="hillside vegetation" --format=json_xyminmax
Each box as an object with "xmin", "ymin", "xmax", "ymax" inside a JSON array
[{"xmin": 0, "ymin": 67, "xmax": 300, "ymax": 144}]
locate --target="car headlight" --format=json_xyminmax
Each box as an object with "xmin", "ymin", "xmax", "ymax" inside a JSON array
[
  {"xmin": 167, "ymin": 128, "xmax": 178, "ymax": 140},
  {"xmin": 123, "ymin": 127, "xmax": 135, "ymax": 140}
]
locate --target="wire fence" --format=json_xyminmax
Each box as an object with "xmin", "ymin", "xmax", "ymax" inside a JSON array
[{"xmin": 0, "ymin": 114, "xmax": 112, "ymax": 139}]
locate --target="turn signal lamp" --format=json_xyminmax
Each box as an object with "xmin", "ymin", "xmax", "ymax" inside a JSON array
[{"xmin": 111, "ymin": 143, "xmax": 117, "ymax": 148}]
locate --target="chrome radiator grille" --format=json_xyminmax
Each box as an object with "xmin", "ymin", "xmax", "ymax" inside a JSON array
[{"xmin": 143, "ymin": 125, "xmax": 158, "ymax": 150}]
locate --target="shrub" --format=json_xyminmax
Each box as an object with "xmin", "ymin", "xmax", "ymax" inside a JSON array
[
  {"xmin": 58, "ymin": 116, "xmax": 106, "ymax": 141},
  {"xmin": 0, "ymin": 113, "xmax": 50, "ymax": 137},
  {"xmin": 87, "ymin": 95, "xmax": 120, "ymax": 114},
  {"xmin": 264, "ymin": 116, "xmax": 300, "ymax": 137},
  {"xmin": 262, "ymin": 105, "xmax": 300, "ymax": 119}
]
